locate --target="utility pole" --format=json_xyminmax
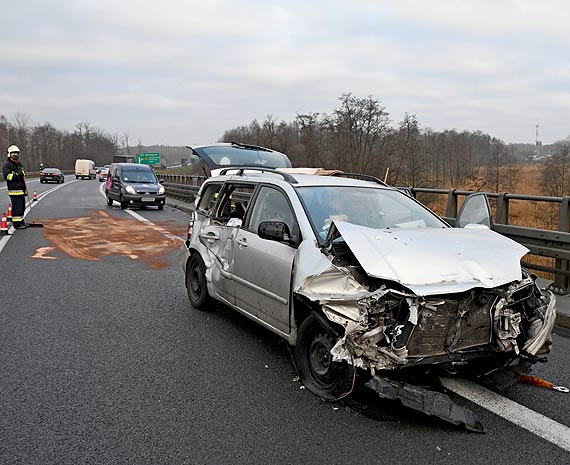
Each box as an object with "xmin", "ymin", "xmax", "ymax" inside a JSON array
[{"xmin": 535, "ymin": 124, "xmax": 541, "ymax": 159}]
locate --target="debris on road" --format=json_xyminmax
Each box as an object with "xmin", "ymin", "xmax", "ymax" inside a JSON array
[{"xmin": 520, "ymin": 375, "xmax": 569, "ymax": 393}]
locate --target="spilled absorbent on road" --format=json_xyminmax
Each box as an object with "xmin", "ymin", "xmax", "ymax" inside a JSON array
[{"xmin": 31, "ymin": 210, "xmax": 182, "ymax": 269}]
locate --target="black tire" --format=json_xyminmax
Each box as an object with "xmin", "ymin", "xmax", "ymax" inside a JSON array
[
  {"xmin": 158, "ymin": 204, "xmax": 164, "ymax": 210},
  {"xmin": 120, "ymin": 196, "xmax": 126, "ymax": 209},
  {"xmin": 295, "ymin": 313, "xmax": 354, "ymax": 400},
  {"xmin": 106, "ymin": 195, "xmax": 113, "ymax": 206},
  {"xmin": 186, "ymin": 254, "xmax": 210, "ymax": 309}
]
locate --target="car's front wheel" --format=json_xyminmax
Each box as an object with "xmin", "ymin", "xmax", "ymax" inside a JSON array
[
  {"xmin": 186, "ymin": 254, "xmax": 210, "ymax": 309},
  {"xmin": 106, "ymin": 194, "xmax": 113, "ymax": 206},
  {"xmin": 120, "ymin": 196, "xmax": 126, "ymax": 209},
  {"xmin": 295, "ymin": 313, "xmax": 354, "ymax": 400}
]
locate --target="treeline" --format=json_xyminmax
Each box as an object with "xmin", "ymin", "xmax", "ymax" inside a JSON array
[
  {"xmin": 0, "ymin": 113, "xmax": 117, "ymax": 170},
  {"xmin": 221, "ymin": 93, "xmax": 552, "ymax": 192}
]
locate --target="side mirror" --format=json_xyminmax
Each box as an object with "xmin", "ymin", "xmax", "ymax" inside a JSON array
[
  {"xmin": 258, "ymin": 221, "xmax": 292, "ymax": 243},
  {"xmin": 159, "ymin": 179, "xmax": 165, "ymax": 184},
  {"xmin": 456, "ymin": 193, "xmax": 493, "ymax": 229}
]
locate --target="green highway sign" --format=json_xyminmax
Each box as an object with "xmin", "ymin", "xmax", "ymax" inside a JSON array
[{"xmin": 137, "ymin": 152, "xmax": 160, "ymax": 165}]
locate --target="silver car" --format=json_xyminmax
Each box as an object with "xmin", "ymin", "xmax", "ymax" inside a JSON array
[{"xmin": 181, "ymin": 168, "xmax": 556, "ymax": 427}]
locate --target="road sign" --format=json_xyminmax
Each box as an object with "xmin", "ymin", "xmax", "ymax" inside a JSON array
[{"xmin": 137, "ymin": 153, "xmax": 160, "ymax": 165}]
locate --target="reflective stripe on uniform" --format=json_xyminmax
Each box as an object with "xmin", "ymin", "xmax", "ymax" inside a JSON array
[
  {"xmin": 7, "ymin": 172, "xmax": 14, "ymax": 181},
  {"xmin": 11, "ymin": 216, "xmax": 24, "ymax": 221},
  {"xmin": 7, "ymin": 190, "xmax": 25, "ymax": 196}
]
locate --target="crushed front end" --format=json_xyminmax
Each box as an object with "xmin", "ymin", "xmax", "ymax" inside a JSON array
[{"xmin": 295, "ymin": 222, "xmax": 557, "ymax": 390}]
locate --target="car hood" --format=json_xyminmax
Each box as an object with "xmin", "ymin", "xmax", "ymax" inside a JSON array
[{"xmin": 329, "ymin": 221, "xmax": 529, "ymax": 295}]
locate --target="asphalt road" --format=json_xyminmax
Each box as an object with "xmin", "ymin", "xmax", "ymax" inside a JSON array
[{"xmin": 1, "ymin": 178, "xmax": 569, "ymax": 465}]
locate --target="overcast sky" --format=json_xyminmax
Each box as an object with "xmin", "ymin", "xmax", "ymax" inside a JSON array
[{"xmin": 1, "ymin": 0, "xmax": 568, "ymax": 146}]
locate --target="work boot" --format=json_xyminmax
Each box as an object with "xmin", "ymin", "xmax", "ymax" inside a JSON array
[{"xmin": 14, "ymin": 223, "xmax": 27, "ymax": 229}]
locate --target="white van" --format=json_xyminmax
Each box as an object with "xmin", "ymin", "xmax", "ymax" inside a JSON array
[{"xmin": 75, "ymin": 159, "xmax": 96, "ymax": 179}]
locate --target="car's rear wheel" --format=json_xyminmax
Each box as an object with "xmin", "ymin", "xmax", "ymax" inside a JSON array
[
  {"xmin": 158, "ymin": 204, "xmax": 164, "ymax": 210},
  {"xmin": 186, "ymin": 254, "xmax": 210, "ymax": 309},
  {"xmin": 106, "ymin": 195, "xmax": 113, "ymax": 206},
  {"xmin": 295, "ymin": 313, "xmax": 354, "ymax": 400}
]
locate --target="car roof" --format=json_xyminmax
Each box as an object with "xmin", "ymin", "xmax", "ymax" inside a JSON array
[
  {"xmin": 206, "ymin": 169, "xmax": 393, "ymax": 190},
  {"xmin": 116, "ymin": 163, "xmax": 152, "ymax": 169}
]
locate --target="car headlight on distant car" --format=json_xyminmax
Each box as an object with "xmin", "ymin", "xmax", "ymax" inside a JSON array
[
  {"xmin": 158, "ymin": 185, "xmax": 165, "ymax": 195},
  {"xmin": 125, "ymin": 185, "xmax": 136, "ymax": 195}
]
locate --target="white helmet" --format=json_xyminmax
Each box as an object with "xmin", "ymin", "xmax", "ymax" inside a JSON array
[{"xmin": 7, "ymin": 145, "xmax": 20, "ymax": 156}]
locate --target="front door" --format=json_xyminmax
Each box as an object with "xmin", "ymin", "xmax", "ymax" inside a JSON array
[{"xmin": 233, "ymin": 186, "xmax": 299, "ymax": 334}]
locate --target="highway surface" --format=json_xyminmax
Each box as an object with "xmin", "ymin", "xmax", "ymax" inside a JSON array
[{"xmin": 1, "ymin": 178, "xmax": 569, "ymax": 464}]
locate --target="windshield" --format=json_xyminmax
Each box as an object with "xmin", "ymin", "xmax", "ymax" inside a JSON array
[
  {"xmin": 121, "ymin": 168, "xmax": 157, "ymax": 183},
  {"xmin": 43, "ymin": 168, "xmax": 60, "ymax": 173},
  {"xmin": 196, "ymin": 146, "xmax": 291, "ymax": 169},
  {"xmin": 296, "ymin": 186, "xmax": 447, "ymax": 241}
]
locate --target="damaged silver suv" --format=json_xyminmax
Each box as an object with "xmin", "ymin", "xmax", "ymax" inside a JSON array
[{"xmin": 181, "ymin": 168, "xmax": 556, "ymax": 416}]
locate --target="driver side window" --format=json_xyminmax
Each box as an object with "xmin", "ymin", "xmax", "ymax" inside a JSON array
[{"xmin": 248, "ymin": 186, "xmax": 297, "ymax": 237}]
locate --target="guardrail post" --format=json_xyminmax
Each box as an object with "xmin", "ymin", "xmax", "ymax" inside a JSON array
[
  {"xmin": 553, "ymin": 196, "xmax": 570, "ymax": 293},
  {"xmin": 445, "ymin": 189, "xmax": 457, "ymax": 219},
  {"xmin": 495, "ymin": 193, "xmax": 509, "ymax": 225}
]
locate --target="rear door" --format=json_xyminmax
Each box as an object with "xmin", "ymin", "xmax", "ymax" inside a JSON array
[{"xmin": 196, "ymin": 182, "xmax": 255, "ymax": 306}]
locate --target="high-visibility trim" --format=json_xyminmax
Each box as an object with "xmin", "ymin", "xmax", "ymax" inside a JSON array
[
  {"xmin": 7, "ymin": 190, "xmax": 25, "ymax": 196},
  {"xmin": 11, "ymin": 216, "xmax": 24, "ymax": 221},
  {"xmin": 7, "ymin": 172, "xmax": 14, "ymax": 181}
]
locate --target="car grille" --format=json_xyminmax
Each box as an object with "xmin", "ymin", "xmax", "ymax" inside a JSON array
[
  {"xmin": 406, "ymin": 297, "xmax": 494, "ymax": 357},
  {"xmin": 136, "ymin": 190, "xmax": 158, "ymax": 194}
]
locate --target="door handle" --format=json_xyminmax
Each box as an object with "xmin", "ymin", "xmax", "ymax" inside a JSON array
[
  {"xmin": 236, "ymin": 237, "xmax": 248, "ymax": 247},
  {"xmin": 199, "ymin": 232, "xmax": 220, "ymax": 241}
]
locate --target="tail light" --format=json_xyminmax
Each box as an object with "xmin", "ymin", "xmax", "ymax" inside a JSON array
[{"xmin": 186, "ymin": 213, "xmax": 195, "ymax": 241}]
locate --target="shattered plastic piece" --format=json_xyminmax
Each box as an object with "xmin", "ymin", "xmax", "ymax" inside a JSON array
[
  {"xmin": 365, "ymin": 376, "xmax": 485, "ymax": 433},
  {"xmin": 520, "ymin": 375, "xmax": 569, "ymax": 393}
]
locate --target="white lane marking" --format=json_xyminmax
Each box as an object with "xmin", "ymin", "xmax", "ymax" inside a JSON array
[
  {"xmin": 441, "ymin": 377, "xmax": 570, "ymax": 452},
  {"xmin": 0, "ymin": 180, "xmax": 79, "ymax": 254},
  {"xmin": 98, "ymin": 183, "xmax": 184, "ymax": 242}
]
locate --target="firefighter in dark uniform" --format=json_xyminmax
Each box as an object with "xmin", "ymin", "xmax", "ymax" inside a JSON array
[{"xmin": 2, "ymin": 145, "xmax": 28, "ymax": 229}]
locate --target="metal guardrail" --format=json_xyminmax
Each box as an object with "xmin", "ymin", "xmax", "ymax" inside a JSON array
[
  {"xmin": 410, "ymin": 188, "xmax": 570, "ymax": 294},
  {"xmin": 159, "ymin": 174, "xmax": 570, "ymax": 294}
]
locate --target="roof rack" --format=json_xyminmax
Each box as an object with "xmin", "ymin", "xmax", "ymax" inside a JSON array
[
  {"xmin": 230, "ymin": 141, "xmax": 273, "ymax": 152},
  {"xmin": 218, "ymin": 167, "xmax": 298, "ymax": 184},
  {"xmin": 329, "ymin": 172, "xmax": 389, "ymax": 186}
]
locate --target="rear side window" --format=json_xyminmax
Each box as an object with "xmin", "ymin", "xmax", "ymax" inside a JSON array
[
  {"xmin": 196, "ymin": 183, "xmax": 223, "ymax": 215},
  {"xmin": 213, "ymin": 183, "xmax": 256, "ymax": 224}
]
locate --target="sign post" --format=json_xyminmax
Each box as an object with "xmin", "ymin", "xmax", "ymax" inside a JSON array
[{"xmin": 136, "ymin": 153, "xmax": 161, "ymax": 165}]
